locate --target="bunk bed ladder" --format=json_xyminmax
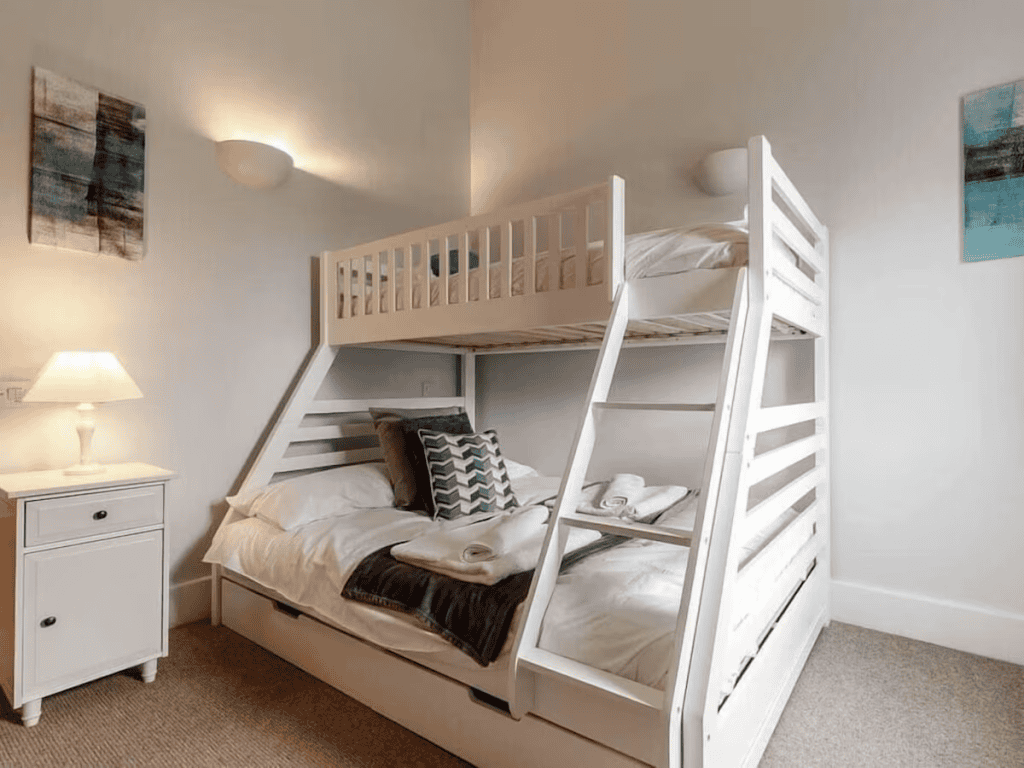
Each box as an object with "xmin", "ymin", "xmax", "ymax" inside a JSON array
[{"xmin": 508, "ymin": 269, "xmax": 753, "ymax": 768}]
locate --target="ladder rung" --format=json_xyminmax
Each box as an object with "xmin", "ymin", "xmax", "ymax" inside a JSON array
[
  {"xmin": 519, "ymin": 647, "xmax": 664, "ymax": 709},
  {"xmin": 594, "ymin": 401, "xmax": 716, "ymax": 412},
  {"xmin": 561, "ymin": 512, "xmax": 693, "ymax": 545}
]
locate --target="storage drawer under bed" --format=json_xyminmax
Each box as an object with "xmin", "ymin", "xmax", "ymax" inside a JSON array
[{"xmin": 219, "ymin": 577, "xmax": 649, "ymax": 768}]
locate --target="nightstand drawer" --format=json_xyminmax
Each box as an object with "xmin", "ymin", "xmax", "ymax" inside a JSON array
[{"xmin": 25, "ymin": 485, "xmax": 164, "ymax": 547}]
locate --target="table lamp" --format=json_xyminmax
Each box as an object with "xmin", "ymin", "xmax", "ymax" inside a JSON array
[{"xmin": 22, "ymin": 351, "xmax": 143, "ymax": 475}]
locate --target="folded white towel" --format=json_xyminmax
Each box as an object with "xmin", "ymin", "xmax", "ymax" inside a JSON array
[
  {"xmin": 392, "ymin": 506, "xmax": 600, "ymax": 585},
  {"xmin": 599, "ymin": 473, "xmax": 645, "ymax": 510},
  {"xmin": 462, "ymin": 505, "xmax": 550, "ymax": 563}
]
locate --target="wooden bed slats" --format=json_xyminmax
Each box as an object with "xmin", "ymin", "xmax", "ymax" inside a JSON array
[
  {"xmin": 742, "ymin": 465, "xmax": 824, "ymax": 551},
  {"xmin": 278, "ymin": 447, "xmax": 383, "ymax": 473},
  {"xmin": 772, "ymin": 211, "xmax": 823, "ymax": 277},
  {"xmin": 736, "ymin": 502, "xmax": 821, "ymax": 604},
  {"xmin": 561, "ymin": 512, "xmax": 694, "ymax": 546},
  {"xmin": 595, "ymin": 401, "xmax": 717, "ymax": 412},
  {"xmin": 768, "ymin": 275, "xmax": 824, "ymax": 337},
  {"xmin": 771, "ymin": 253, "xmax": 823, "ymax": 307},
  {"xmin": 325, "ymin": 178, "xmax": 615, "ymax": 346},
  {"xmin": 706, "ymin": 565, "xmax": 827, "ymax": 768},
  {"xmin": 724, "ymin": 536, "xmax": 822, "ymax": 696},
  {"xmin": 753, "ymin": 402, "xmax": 825, "ymax": 434},
  {"xmin": 768, "ymin": 156, "xmax": 825, "ymax": 254},
  {"xmin": 304, "ymin": 397, "xmax": 464, "ymax": 414},
  {"xmin": 293, "ymin": 423, "xmax": 376, "ymax": 442},
  {"xmin": 747, "ymin": 433, "xmax": 824, "ymax": 487},
  {"xmin": 519, "ymin": 648, "xmax": 663, "ymax": 709}
]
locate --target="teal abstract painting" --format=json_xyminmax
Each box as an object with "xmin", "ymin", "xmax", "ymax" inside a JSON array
[
  {"xmin": 963, "ymin": 79, "xmax": 1024, "ymax": 262},
  {"xmin": 29, "ymin": 68, "xmax": 146, "ymax": 260}
]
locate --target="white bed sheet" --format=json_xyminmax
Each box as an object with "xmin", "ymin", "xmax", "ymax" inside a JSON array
[{"xmin": 204, "ymin": 476, "xmax": 797, "ymax": 691}]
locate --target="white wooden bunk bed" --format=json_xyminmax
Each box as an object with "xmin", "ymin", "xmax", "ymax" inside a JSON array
[{"xmin": 206, "ymin": 136, "xmax": 830, "ymax": 768}]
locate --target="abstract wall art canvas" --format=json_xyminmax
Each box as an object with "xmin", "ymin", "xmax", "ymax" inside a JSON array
[
  {"xmin": 962, "ymin": 79, "xmax": 1024, "ymax": 262},
  {"xmin": 29, "ymin": 68, "xmax": 146, "ymax": 261}
]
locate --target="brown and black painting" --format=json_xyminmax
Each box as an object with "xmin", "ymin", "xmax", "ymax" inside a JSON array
[{"xmin": 30, "ymin": 68, "xmax": 145, "ymax": 261}]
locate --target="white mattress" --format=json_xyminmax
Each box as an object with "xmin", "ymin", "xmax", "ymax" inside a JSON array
[
  {"xmin": 346, "ymin": 222, "xmax": 749, "ymax": 316},
  {"xmin": 204, "ymin": 476, "xmax": 797, "ymax": 692}
]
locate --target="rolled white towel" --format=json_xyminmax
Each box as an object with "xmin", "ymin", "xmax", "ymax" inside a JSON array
[
  {"xmin": 620, "ymin": 485, "xmax": 689, "ymax": 521},
  {"xmin": 462, "ymin": 505, "xmax": 550, "ymax": 563},
  {"xmin": 599, "ymin": 473, "xmax": 645, "ymax": 510},
  {"xmin": 570, "ymin": 482, "xmax": 611, "ymax": 517}
]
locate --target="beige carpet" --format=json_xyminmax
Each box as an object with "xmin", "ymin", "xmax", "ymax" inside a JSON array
[{"xmin": 0, "ymin": 621, "xmax": 1020, "ymax": 767}]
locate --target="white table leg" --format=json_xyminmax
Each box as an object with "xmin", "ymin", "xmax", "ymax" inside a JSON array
[
  {"xmin": 140, "ymin": 659, "xmax": 158, "ymax": 683},
  {"xmin": 21, "ymin": 698, "xmax": 41, "ymax": 727}
]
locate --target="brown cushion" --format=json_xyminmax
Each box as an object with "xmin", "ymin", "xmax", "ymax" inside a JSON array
[{"xmin": 370, "ymin": 407, "xmax": 468, "ymax": 513}]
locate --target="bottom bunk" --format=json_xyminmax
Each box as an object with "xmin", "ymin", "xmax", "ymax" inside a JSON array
[
  {"xmin": 206, "ymin": 455, "xmax": 827, "ymax": 767},
  {"xmin": 214, "ymin": 551, "xmax": 827, "ymax": 768}
]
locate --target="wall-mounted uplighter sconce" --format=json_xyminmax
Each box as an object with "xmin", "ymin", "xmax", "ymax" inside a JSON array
[
  {"xmin": 696, "ymin": 147, "xmax": 748, "ymax": 196},
  {"xmin": 216, "ymin": 140, "xmax": 293, "ymax": 189}
]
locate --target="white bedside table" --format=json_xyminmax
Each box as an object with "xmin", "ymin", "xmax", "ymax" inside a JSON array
[{"xmin": 0, "ymin": 462, "xmax": 174, "ymax": 727}]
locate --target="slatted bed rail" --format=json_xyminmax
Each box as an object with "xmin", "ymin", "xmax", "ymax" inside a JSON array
[
  {"xmin": 323, "ymin": 178, "xmax": 625, "ymax": 346},
  {"xmin": 759, "ymin": 150, "xmax": 827, "ymax": 339}
]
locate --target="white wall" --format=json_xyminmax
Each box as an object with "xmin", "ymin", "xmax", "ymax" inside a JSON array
[
  {"xmin": 471, "ymin": 0, "xmax": 1024, "ymax": 663},
  {"xmin": 0, "ymin": 0, "xmax": 469, "ymax": 626}
]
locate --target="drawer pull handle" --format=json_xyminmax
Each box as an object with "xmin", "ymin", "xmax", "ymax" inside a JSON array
[
  {"xmin": 40, "ymin": 617, "xmax": 57, "ymax": 628},
  {"xmin": 93, "ymin": 510, "xmax": 108, "ymax": 521}
]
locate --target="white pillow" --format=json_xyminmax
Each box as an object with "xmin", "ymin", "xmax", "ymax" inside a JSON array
[
  {"xmin": 226, "ymin": 463, "xmax": 395, "ymax": 530},
  {"xmin": 504, "ymin": 457, "xmax": 541, "ymax": 480}
]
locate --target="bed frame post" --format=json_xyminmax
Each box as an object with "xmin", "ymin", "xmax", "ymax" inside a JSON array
[
  {"xmin": 680, "ymin": 135, "xmax": 775, "ymax": 768},
  {"xmin": 814, "ymin": 229, "xmax": 831, "ymax": 626},
  {"xmin": 607, "ymin": 175, "xmax": 625, "ymax": 303},
  {"xmin": 462, "ymin": 351, "xmax": 477, "ymax": 428}
]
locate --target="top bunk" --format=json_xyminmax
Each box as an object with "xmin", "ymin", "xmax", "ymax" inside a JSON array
[{"xmin": 320, "ymin": 136, "xmax": 827, "ymax": 354}]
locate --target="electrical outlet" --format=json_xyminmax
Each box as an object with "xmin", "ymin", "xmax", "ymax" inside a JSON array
[
  {"xmin": 0, "ymin": 379, "xmax": 30, "ymax": 408},
  {"xmin": 421, "ymin": 381, "xmax": 431, "ymax": 397}
]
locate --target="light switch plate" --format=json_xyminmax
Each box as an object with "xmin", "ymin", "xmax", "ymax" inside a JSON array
[{"xmin": 0, "ymin": 379, "xmax": 30, "ymax": 408}]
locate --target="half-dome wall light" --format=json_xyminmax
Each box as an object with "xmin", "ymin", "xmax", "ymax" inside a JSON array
[
  {"xmin": 696, "ymin": 147, "xmax": 748, "ymax": 196},
  {"xmin": 215, "ymin": 140, "xmax": 293, "ymax": 189}
]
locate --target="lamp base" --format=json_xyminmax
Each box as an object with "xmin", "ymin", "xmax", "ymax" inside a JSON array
[{"xmin": 64, "ymin": 463, "xmax": 106, "ymax": 476}]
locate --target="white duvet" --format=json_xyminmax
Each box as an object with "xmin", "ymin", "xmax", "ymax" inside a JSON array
[{"xmin": 204, "ymin": 476, "xmax": 787, "ymax": 689}]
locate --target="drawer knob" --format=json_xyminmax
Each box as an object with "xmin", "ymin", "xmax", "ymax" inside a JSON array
[
  {"xmin": 93, "ymin": 510, "xmax": 108, "ymax": 521},
  {"xmin": 40, "ymin": 616, "xmax": 57, "ymax": 628}
]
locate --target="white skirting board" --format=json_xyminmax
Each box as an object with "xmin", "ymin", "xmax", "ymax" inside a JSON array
[
  {"xmin": 170, "ymin": 576, "xmax": 212, "ymax": 628},
  {"xmin": 832, "ymin": 579, "xmax": 1024, "ymax": 666}
]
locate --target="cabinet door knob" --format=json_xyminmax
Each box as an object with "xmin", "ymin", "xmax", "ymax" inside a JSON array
[
  {"xmin": 40, "ymin": 616, "xmax": 57, "ymax": 628},
  {"xmin": 93, "ymin": 510, "xmax": 108, "ymax": 520}
]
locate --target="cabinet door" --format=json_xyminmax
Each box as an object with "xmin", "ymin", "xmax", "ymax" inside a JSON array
[{"xmin": 22, "ymin": 531, "xmax": 163, "ymax": 700}]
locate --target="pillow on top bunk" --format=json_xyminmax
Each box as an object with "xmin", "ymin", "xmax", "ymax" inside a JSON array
[
  {"xmin": 625, "ymin": 222, "xmax": 749, "ymax": 279},
  {"xmin": 430, "ymin": 248, "xmax": 481, "ymax": 277},
  {"xmin": 418, "ymin": 428, "xmax": 519, "ymax": 520},
  {"xmin": 225, "ymin": 462, "xmax": 395, "ymax": 530},
  {"xmin": 370, "ymin": 406, "xmax": 471, "ymax": 514}
]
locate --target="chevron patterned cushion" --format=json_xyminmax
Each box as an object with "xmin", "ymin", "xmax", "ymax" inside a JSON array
[{"xmin": 418, "ymin": 429, "xmax": 519, "ymax": 520}]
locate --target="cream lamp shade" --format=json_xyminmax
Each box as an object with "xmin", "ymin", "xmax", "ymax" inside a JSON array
[
  {"xmin": 23, "ymin": 351, "xmax": 143, "ymax": 475},
  {"xmin": 696, "ymin": 147, "xmax": 748, "ymax": 196},
  {"xmin": 215, "ymin": 140, "xmax": 293, "ymax": 189}
]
